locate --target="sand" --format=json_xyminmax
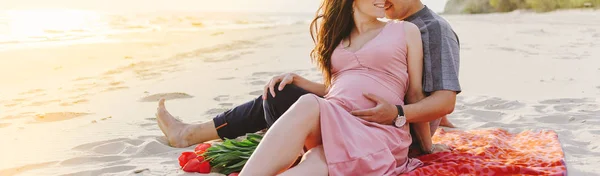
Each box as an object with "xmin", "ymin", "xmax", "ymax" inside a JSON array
[{"xmin": 0, "ymin": 9, "xmax": 599, "ymax": 175}]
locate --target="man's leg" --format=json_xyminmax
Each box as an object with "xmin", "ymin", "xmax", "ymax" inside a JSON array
[
  {"xmin": 263, "ymin": 83, "xmax": 312, "ymax": 127},
  {"xmin": 439, "ymin": 116, "xmax": 455, "ymax": 128},
  {"xmin": 156, "ymin": 83, "xmax": 310, "ymax": 147},
  {"xmin": 215, "ymin": 83, "xmax": 311, "ymax": 138}
]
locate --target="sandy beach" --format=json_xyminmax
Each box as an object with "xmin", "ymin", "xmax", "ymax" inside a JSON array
[{"xmin": 0, "ymin": 9, "xmax": 599, "ymax": 175}]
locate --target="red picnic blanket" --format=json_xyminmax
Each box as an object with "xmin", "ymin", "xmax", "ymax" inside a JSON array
[{"xmin": 404, "ymin": 129, "xmax": 567, "ymax": 176}]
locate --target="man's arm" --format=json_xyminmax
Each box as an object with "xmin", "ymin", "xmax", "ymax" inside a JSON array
[
  {"xmin": 350, "ymin": 90, "xmax": 456, "ymax": 125},
  {"xmin": 400, "ymin": 90, "xmax": 456, "ymax": 123},
  {"xmin": 402, "ymin": 22, "xmax": 434, "ymax": 154}
]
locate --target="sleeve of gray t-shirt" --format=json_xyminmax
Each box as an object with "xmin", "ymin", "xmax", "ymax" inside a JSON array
[
  {"xmin": 410, "ymin": 15, "xmax": 462, "ymax": 136},
  {"xmin": 413, "ymin": 17, "xmax": 462, "ymax": 94}
]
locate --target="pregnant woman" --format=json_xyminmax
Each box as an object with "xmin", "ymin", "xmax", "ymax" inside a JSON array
[{"xmin": 239, "ymin": 0, "xmax": 425, "ymax": 175}]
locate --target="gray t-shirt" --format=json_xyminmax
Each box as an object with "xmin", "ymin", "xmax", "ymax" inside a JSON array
[
  {"xmin": 406, "ymin": 6, "xmax": 461, "ymax": 94},
  {"xmin": 405, "ymin": 6, "xmax": 461, "ymax": 136}
]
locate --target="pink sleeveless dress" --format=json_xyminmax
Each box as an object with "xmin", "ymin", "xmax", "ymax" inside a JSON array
[{"xmin": 307, "ymin": 21, "xmax": 423, "ymax": 175}]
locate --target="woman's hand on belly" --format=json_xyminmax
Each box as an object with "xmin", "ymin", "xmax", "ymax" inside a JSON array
[{"xmin": 349, "ymin": 93, "xmax": 399, "ymax": 125}]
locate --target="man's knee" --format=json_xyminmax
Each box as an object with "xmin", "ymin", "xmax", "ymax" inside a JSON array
[
  {"xmin": 264, "ymin": 83, "xmax": 306, "ymax": 104},
  {"xmin": 263, "ymin": 83, "xmax": 310, "ymax": 126}
]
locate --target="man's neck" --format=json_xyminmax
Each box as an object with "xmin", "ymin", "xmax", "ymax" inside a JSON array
[{"xmin": 400, "ymin": 2, "xmax": 425, "ymax": 20}]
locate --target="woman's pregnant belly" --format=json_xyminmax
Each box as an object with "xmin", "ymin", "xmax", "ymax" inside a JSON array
[{"xmin": 325, "ymin": 71, "xmax": 405, "ymax": 112}]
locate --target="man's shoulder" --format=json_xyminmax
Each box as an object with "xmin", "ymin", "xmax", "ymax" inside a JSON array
[
  {"xmin": 411, "ymin": 12, "xmax": 459, "ymax": 43},
  {"xmin": 415, "ymin": 13, "xmax": 454, "ymax": 32}
]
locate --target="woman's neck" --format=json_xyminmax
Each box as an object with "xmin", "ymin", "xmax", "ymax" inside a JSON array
[{"xmin": 352, "ymin": 14, "xmax": 384, "ymax": 34}]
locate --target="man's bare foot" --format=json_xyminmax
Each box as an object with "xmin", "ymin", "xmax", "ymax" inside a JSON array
[
  {"xmin": 431, "ymin": 144, "xmax": 451, "ymax": 154},
  {"xmin": 156, "ymin": 98, "xmax": 192, "ymax": 148},
  {"xmin": 439, "ymin": 116, "xmax": 456, "ymax": 128}
]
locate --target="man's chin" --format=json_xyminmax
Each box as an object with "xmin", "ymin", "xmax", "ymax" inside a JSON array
[{"xmin": 385, "ymin": 13, "xmax": 398, "ymax": 19}]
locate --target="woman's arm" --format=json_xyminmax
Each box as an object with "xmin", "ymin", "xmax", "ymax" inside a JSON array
[
  {"xmin": 403, "ymin": 22, "xmax": 433, "ymax": 154},
  {"xmin": 291, "ymin": 73, "xmax": 328, "ymax": 97},
  {"xmin": 264, "ymin": 72, "xmax": 328, "ymax": 99}
]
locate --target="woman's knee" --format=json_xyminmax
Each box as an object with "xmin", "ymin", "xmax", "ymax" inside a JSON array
[
  {"xmin": 296, "ymin": 94, "xmax": 320, "ymax": 114},
  {"xmin": 279, "ymin": 94, "xmax": 320, "ymax": 125}
]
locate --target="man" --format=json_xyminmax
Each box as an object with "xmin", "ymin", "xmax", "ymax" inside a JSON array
[{"xmin": 156, "ymin": 0, "xmax": 460, "ymax": 154}]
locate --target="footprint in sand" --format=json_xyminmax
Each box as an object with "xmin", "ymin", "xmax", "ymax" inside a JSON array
[
  {"xmin": 589, "ymin": 130, "xmax": 600, "ymax": 135},
  {"xmin": 103, "ymin": 69, "xmax": 124, "ymax": 76},
  {"xmin": 60, "ymin": 156, "xmax": 127, "ymax": 166},
  {"xmin": 139, "ymin": 122, "xmax": 156, "ymax": 130},
  {"xmin": 60, "ymin": 99, "xmax": 90, "ymax": 106},
  {"xmin": 218, "ymin": 77, "xmax": 235, "ymax": 80},
  {"xmin": 213, "ymin": 95, "xmax": 230, "ymax": 101},
  {"xmin": 539, "ymin": 98, "xmax": 588, "ymax": 104},
  {"xmin": 535, "ymin": 114, "xmax": 574, "ymax": 124},
  {"xmin": 459, "ymin": 109, "xmax": 506, "ymax": 122},
  {"xmin": 219, "ymin": 103, "xmax": 234, "ymax": 107},
  {"xmin": 64, "ymin": 165, "xmax": 137, "ymax": 176},
  {"xmin": 18, "ymin": 89, "xmax": 45, "ymax": 96},
  {"xmin": 211, "ymin": 31, "xmax": 224, "ymax": 36},
  {"xmin": 11, "ymin": 98, "xmax": 29, "ymax": 102},
  {"xmin": 533, "ymin": 105, "xmax": 551, "ymax": 113},
  {"xmin": 248, "ymin": 90, "xmax": 262, "ymax": 96},
  {"xmin": 72, "ymin": 138, "xmax": 130, "ymax": 151},
  {"xmin": 132, "ymin": 140, "xmax": 174, "ymax": 157},
  {"xmin": 205, "ymin": 108, "xmax": 229, "ymax": 116},
  {"xmin": 108, "ymin": 81, "xmax": 124, "ymax": 86},
  {"xmin": 552, "ymin": 104, "xmax": 580, "ymax": 112},
  {"xmin": 139, "ymin": 92, "xmax": 194, "ymax": 102},
  {"xmin": 101, "ymin": 86, "xmax": 129, "ymax": 93},
  {"xmin": 73, "ymin": 76, "xmax": 93, "ymax": 81},
  {"xmin": 464, "ymin": 97, "xmax": 526, "ymax": 111},
  {"xmin": 73, "ymin": 138, "xmax": 148, "ymax": 156},
  {"xmin": 136, "ymin": 71, "xmax": 162, "ymax": 80},
  {"xmin": 252, "ymin": 71, "xmax": 283, "ymax": 77},
  {"xmin": 30, "ymin": 99, "xmax": 61, "ymax": 106},
  {"xmin": 249, "ymin": 80, "xmax": 266, "ymax": 86},
  {"xmin": 30, "ymin": 112, "xmax": 91, "ymax": 123}
]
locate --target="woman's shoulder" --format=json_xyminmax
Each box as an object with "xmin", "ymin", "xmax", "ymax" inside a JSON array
[{"xmin": 386, "ymin": 20, "xmax": 419, "ymax": 34}]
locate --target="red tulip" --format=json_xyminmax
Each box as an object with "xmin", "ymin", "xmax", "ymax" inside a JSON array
[
  {"xmin": 196, "ymin": 156, "xmax": 211, "ymax": 173},
  {"xmin": 182, "ymin": 158, "xmax": 201, "ymax": 172},
  {"xmin": 178, "ymin": 151, "xmax": 197, "ymax": 168},
  {"xmin": 228, "ymin": 173, "xmax": 240, "ymax": 176},
  {"xmin": 194, "ymin": 143, "xmax": 212, "ymax": 155},
  {"xmin": 182, "ymin": 156, "xmax": 211, "ymax": 173}
]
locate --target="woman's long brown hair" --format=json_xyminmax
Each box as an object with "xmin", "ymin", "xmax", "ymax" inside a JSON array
[{"xmin": 310, "ymin": 0, "xmax": 355, "ymax": 87}]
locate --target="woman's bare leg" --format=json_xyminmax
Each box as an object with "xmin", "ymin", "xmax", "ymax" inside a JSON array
[
  {"xmin": 156, "ymin": 99, "xmax": 220, "ymax": 147},
  {"xmin": 240, "ymin": 95, "xmax": 322, "ymax": 176},
  {"xmin": 279, "ymin": 145, "xmax": 328, "ymax": 176}
]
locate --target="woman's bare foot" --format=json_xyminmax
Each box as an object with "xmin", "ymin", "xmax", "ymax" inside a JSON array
[
  {"xmin": 156, "ymin": 98, "xmax": 192, "ymax": 148},
  {"xmin": 439, "ymin": 116, "xmax": 456, "ymax": 128}
]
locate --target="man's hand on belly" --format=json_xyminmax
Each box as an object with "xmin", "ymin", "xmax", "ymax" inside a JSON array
[{"xmin": 350, "ymin": 93, "xmax": 397, "ymax": 125}]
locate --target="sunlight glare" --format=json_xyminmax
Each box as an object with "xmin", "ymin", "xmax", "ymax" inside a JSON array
[{"xmin": 6, "ymin": 9, "xmax": 100, "ymax": 39}]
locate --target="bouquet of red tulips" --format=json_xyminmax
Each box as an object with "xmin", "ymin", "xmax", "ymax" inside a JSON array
[{"xmin": 178, "ymin": 133, "xmax": 263, "ymax": 175}]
